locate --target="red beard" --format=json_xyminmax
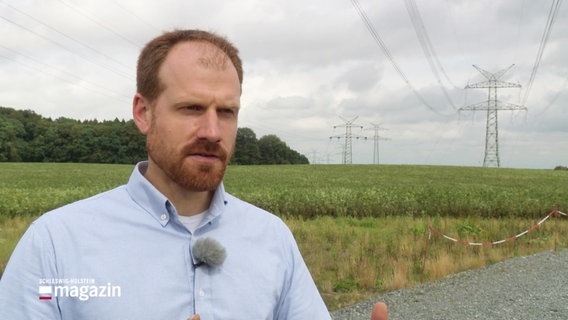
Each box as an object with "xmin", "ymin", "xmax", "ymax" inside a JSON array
[{"xmin": 146, "ymin": 127, "xmax": 232, "ymax": 192}]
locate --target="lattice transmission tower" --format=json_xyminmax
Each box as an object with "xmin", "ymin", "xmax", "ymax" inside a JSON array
[
  {"xmin": 366, "ymin": 123, "xmax": 390, "ymax": 164},
  {"xmin": 330, "ymin": 116, "xmax": 366, "ymax": 164},
  {"xmin": 459, "ymin": 65, "xmax": 526, "ymax": 167}
]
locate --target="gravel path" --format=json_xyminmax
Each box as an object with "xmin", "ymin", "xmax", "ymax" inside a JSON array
[{"xmin": 331, "ymin": 248, "xmax": 568, "ymax": 320}]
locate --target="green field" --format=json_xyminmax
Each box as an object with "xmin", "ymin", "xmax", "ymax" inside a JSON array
[
  {"xmin": 1, "ymin": 163, "xmax": 566, "ymax": 220},
  {"xmin": 225, "ymin": 164, "xmax": 567, "ymax": 219},
  {"xmin": 1, "ymin": 163, "xmax": 567, "ymax": 310}
]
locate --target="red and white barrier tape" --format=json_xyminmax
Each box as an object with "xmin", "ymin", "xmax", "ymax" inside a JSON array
[{"xmin": 428, "ymin": 209, "xmax": 561, "ymax": 246}]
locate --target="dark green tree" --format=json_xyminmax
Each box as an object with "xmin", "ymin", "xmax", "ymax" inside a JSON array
[
  {"xmin": 0, "ymin": 115, "xmax": 25, "ymax": 161},
  {"xmin": 257, "ymin": 134, "xmax": 309, "ymax": 165},
  {"xmin": 118, "ymin": 120, "xmax": 147, "ymax": 164},
  {"xmin": 232, "ymin": 127, "xmax": 261, "ymax": 165}
]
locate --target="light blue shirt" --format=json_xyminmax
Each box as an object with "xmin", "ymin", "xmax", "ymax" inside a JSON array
[{"xmin": 0, "ymin": 162, "xmax": 331, "ymax": 319}]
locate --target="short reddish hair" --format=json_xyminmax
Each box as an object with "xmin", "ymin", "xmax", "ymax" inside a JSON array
[{"xmin": 136, "ymin": 29, "xmax": 243, "ymax": 102}]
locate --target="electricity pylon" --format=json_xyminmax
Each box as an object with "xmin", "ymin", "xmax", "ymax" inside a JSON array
[
  {"xmin": 366, "ymin": 123, "xmax": 390, "ymax": 164},
  {"xmin": 459, "ymin": 65, "xmax": 526, "ymax": 167},
  {"xmin": 330, "ymin": 116, "xmax": 366, "ymax": 164}
]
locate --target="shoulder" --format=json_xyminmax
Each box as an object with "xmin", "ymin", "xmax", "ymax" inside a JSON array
[
  {"xmin": 224, "ymin": 192, "xmax": 286, "ymax": 222},
  {"xmin": 222, "ymin": 192, "xmax": 294, "ymax": 238},
  {"xmin": 33, "ymin": 185, "xmax": 129, "ymax": 227}
]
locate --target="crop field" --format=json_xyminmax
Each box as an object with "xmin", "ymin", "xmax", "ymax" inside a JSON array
[{"xmin": 1, "ymin": 163, "xmax": 567, "ymax": 310}]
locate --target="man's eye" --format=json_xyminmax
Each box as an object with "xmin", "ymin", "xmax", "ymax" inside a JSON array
[
  {"xmin": 219, "ymin": 108, "xmax": 237, "ymax": 117},
  {"xmin": 184, "ymin": 105, "xmax": 202, "ymax": 111}
]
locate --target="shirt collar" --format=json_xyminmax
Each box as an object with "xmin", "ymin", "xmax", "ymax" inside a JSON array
[{"xmin": 126, "ymin": 161, "xmax": 228, "ymax": 227}]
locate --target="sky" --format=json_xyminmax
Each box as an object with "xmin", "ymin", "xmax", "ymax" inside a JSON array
[{"xmin": 0, "ymin": 0, "xmax": 566, "ymax": 169}]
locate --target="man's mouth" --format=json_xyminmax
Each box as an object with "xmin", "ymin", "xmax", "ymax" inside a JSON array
[
  {"xmin": 183, "ymin": 143, "xmax": 227, "ymax": 162},
  {"xmin": 189, "ymin": 153, "xmax": 218, "ymax": 160},
  {"xmin": 188, "ymin": 151, "xmax": 226, "ymax": 163},
  {"xmin": 191, "ymin": 152, "xmax": 219, "ymax": 158}
]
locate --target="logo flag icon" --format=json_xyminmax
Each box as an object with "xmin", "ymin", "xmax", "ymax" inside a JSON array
[{"xmin": 38, "ymin": 286, "xmax": 52, "ymax": 300}]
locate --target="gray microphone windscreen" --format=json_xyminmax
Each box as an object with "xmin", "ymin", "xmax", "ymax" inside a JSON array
[{"xmin": 193, "ymin": 237, "xmax": 227, "ymax": 267}]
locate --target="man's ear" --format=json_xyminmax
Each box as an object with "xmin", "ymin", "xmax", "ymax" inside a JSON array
[{"xmin": 132, "ymin": 93, "xmax": 151, "ymax": 134}]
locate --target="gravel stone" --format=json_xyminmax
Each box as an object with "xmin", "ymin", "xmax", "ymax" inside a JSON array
[{"xmin": 331, "ymin": 248, "xmax": 568, "ymax": 320}]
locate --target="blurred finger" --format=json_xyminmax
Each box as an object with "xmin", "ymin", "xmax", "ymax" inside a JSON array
[{"xmin": 371, "ymin": 301, "xmax": 388, "ymax": 320}]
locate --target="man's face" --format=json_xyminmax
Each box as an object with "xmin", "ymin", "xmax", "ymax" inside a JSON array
[{"xmin": 144, "ymin": 41, "xmax": 240, "ymax": 192}]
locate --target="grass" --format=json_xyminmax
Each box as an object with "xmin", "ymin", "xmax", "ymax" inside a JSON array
[
  {"xmin": 286, "ymin": 214, "xmax": 567, "ymax": 309},
  {"xmin": 1, "ymin": 163, "xmax": 567, "ymax": 310},
  {"xmin": 0, "ymin": 162, "xmax": 132, "ymax": 222},
  {"xmin": 0, "ymin": 215, "xmax": 37, "ymax": 272}
]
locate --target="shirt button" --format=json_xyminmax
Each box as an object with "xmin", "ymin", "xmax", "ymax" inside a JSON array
[
  {"xmin": 160, "ymin": 214, "xmax": 167, "ymax": 221},
  {"xmin": 198, "ymin": 289, "xmax": 206, "ymax": 297}
]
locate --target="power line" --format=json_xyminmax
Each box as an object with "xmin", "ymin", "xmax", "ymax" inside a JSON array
[
  {"xmin": 0, "ymin": 1, "xmax": 133, "ymax": 75},
  {"xmin": 108, "ymin": 0, "xmax": 163, "ymax": 34},
  {"xmin": 349, "ymin": 0, "xmax": 453, "ymax": 117},
  {"xmin": 56, "ymin": 0, "xmax": 142, "ymax": 49},
  {"xmin": 0, "ymin": 45, "xmax": 131, "ymax": 103},
  {"xmin": 521, "ymin": 0, "xmax": 563, "ymax": 106},
  {"xmin": 404, "ymin": 0, "xmax": 460, "ymax": 109},
  {"xmin": 0, "ymin": 15, "xmax": 133, "ymax": 80}
]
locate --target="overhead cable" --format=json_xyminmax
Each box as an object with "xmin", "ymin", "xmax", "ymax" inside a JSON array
[
  {"xmin": 0, "ymin": 15, "xmax": 133, "ymax": 80},
  {"xmin": 404, "ymin": 0, "xmax": 459, "ymax": 109},
  {"xmin": 56, "ymin": 0, "xmax": 142, "ymax": 48},
  {"xmin": 0, "ymin": 1, "xmax": 132, "ymax": 75},
  {"xmin": 0, "ymin": 44, "xmax": 132, "ymax": 103},
  {"xmin": 521, "ymin": 0, "xmax": 563, "ymax": 107},
  {"xmin": 350, "ymin": 0, "xmax": 453, "ymax": 117}
]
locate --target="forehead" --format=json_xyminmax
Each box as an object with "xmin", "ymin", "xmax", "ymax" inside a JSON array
[
  {"xmin": 157, "ymin": 41, "xmax": 241, "ymax": 102},
  {"xmin": 164, "ymin": 41, "xmax": 234, "ymax": 74}
]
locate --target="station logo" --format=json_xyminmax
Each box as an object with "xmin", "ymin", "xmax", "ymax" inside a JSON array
[{"xmin": 38, "ymin": 278, "xmax": 121, "ymax": 301}]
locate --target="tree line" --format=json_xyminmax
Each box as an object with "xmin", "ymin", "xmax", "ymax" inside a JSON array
[{"xmin": 0, "ymin": 107, "xmax": 308, "ymax": 165}]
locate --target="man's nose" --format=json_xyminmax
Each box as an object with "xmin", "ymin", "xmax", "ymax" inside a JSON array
[{"xmin": 197, "ymin": 109, "xmax": 221, "ymax": 142}]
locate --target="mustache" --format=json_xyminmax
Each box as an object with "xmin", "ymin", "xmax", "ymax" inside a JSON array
[{"xmin": 182, "ymin": 141, "xmax": 228, "ymax": 161}]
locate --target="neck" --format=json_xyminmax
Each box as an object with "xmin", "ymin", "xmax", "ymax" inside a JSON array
[{"xmin": 169, "ymin": 189, "xmax": 214, "ymax": 217}]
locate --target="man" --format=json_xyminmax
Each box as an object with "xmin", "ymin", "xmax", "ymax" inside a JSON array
[{"xmin": 0, "ymin": 29, "xmax": 387, "ymax": 319}]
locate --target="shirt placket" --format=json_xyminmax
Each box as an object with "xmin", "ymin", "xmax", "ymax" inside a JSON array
[{"xmin": 193, "ymin": 261, "xmax": 212, "ymax": 318}]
